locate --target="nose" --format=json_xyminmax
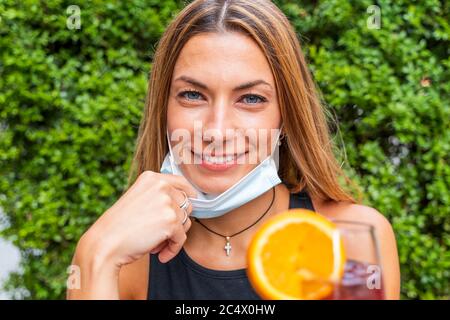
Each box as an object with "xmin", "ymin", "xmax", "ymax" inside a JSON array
[{"xmin": 202, "ymin": 97, "xmax": 237, "ymax": 144}]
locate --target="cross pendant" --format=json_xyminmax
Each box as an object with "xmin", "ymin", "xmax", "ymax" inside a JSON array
[{"xmin": 224, "ymin": 236, "xmax": 232, "ymax": 256}]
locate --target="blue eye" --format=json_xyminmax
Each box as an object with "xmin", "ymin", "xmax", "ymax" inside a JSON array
[
  {"xmin": 242, "ymin": 94, "xmax": 267, "ymax": 104},
  {"xmin": 179, "ymin": 90, "xmax": 203, "ymax": 101},
  {"xmin": 178, "ymin": 91, "xmax": 267, "ymax": 105}
]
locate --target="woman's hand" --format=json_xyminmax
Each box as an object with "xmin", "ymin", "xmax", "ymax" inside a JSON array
[{"xmin": 67, "ymin": 171, "xmax": 197, "ymax": 299}]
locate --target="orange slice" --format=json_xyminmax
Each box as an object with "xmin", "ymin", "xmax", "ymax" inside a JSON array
[{"xmin": 247, "ymin": 209, "xmax": 346, "ymax": 300}]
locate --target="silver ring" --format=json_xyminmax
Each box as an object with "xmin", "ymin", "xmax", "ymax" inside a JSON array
[
  {"xmin": 179, "ymin": 191, "xmax": 190, "ymax": 225},
  {"xmin": 179, "ymin": 191, "xmax": 190, "ymax": 211},
  {"xmin": 182, "ymin": 209, "xmax": 188, "ymax": 225}
]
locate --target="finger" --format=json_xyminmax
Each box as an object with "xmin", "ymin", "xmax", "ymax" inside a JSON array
[
  {"xmin": 149, "ymin": 216, "xmax": 191, "ymax": 258},
  {"xmin": 171, "ymin": 198, "xmax": 192, "ymax": 232},
  {"xmin": 158, "ymin": 226, "xmax": 187, "ymax": 263},
  {"xmin": 167, "ymin": 186, "xmax": 193, "ymax": 216},
  {"xmin": 150, "ymin": 240, "xmax": 167, "ymax": 254},
  {"xmin": 160, "ymin": 174, "xmax": 198, "ymax": 198},
  {"xmin": 182, "ymin": 216, "xmax": 192, "ymax": 233},
  {"xmin": 152, "ymin": 217, "xmax": 191, "ymax": 255},
  {"xmin": 167, "ymin": 189, "xmax": 192, "ymax": 232}
]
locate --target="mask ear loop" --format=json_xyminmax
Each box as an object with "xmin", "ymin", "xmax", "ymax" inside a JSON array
[
  {"xmin": 278, "ymin": 124, "xmax": 286, "ymax": 145},
  {"xmin": 270, "ymin": 124, "xmax": 284, "ymax": 169},
  {"xmin": 166, "ymin": 130, "xmax": 177, "ymax": 173},
  {"xmin": 278, "ymin": 123, "xmax": 285, "ymax": 145}
]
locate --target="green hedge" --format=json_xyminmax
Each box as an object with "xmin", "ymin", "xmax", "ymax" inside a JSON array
[{"xmin": 0, "ymin": 0, "xmax": 448, "ymax": 299}]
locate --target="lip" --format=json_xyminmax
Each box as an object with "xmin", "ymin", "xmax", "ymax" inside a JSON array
[{"xmin": 191, "ymin": 150, "xmax": 248, "ymax": 172}]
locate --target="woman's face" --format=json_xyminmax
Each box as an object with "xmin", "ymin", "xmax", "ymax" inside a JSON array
[{"xmin": 167, "ymin": 32, "xmax": 281, "ymax": 194}]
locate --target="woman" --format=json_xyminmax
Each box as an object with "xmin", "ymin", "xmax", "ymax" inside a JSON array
[{"xmin": 68, "ymin": 0, "xmax": 400, "ymax": 299}]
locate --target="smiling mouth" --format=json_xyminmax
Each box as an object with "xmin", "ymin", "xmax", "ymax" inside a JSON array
[{"xmin": 191, "ymin": 150, "xmax": 248, "ymax": 165}]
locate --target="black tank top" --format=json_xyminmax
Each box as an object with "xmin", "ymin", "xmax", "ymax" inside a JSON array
[{"xmin": 147, "ymin": 188, "xmax": 316, "ymax": 300}]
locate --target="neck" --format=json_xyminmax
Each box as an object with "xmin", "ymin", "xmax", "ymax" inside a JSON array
[{"xmin": 186, "ymin": 183, "xmax": 290, "ymax": 251}]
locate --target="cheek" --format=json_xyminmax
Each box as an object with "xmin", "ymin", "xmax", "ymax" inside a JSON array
[
  {"xmin": 249, "ymin": 106, "xmax": 281, "ymax": 158},
  {"xmin": 267, "ymin": 103, "xmax": 282, "ymax": 128},
  {"xmin": 238, "ymin": 100, "xmax": 281, "ymax": 130},
  {"xmin": 166, "ymin": 99, "xmax": 205, "ymax": 132},
  {"xmin": 167, "ymin": 100, "xmax": 183, "ymax": 131}
]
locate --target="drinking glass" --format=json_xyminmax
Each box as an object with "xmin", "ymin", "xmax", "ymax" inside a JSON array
[{"xmin": 323, "ymin": 220, "xmax": 385, "ymax": 300}]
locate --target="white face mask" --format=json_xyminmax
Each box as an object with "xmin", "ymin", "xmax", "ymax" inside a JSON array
[{"xmin": 160, "ymin": 128, "xmax": 283, "ymax": 219}]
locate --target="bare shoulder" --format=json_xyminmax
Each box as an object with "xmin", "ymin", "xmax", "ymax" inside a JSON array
[
  {"xmin": 118, "ymin": 254, "xmax": 149, "ymax": 300},
  {"xmin": 329, "ymin": 202, "xmax": 393, "ymax": 231}
]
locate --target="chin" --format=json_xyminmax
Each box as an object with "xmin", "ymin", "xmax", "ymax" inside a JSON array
[
  {"xmin": 191, "ymin": 174, "xmax": 241, "ymax": 195},
  {"xmin": 195, "ymin": 182, "xmax": 232, "ymax": 195}
]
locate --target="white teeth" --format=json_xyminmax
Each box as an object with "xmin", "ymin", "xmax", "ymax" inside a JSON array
[{"xmin": 203, "ymin": 154, "xmax": 235, "ymax": 164}]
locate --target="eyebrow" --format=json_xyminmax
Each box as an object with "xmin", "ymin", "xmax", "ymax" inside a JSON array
[{"xmin": 174, "ymin": 75, "xmax": 273, "ymax": 91}]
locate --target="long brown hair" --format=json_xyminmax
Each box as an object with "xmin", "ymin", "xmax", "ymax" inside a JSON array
[{"xmin": 129, "ymin": 0, "xmax": 363, "ymax": 203}]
